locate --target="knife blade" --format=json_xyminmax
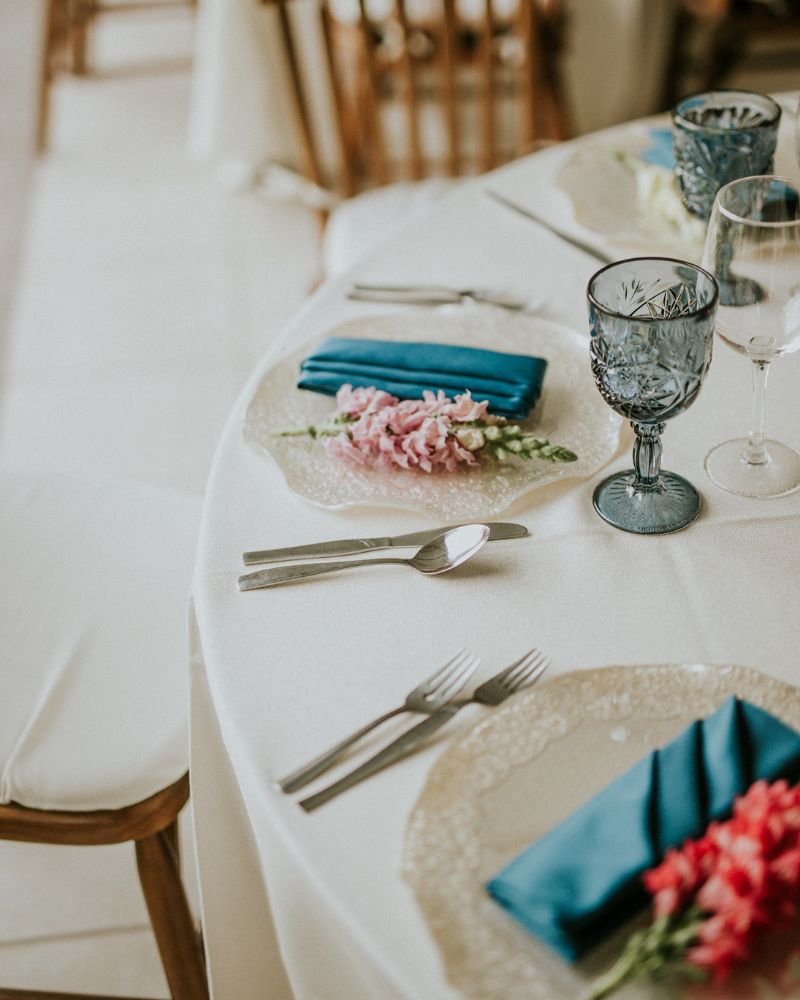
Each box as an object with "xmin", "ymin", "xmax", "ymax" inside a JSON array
[
  {"xmin": 348, "ymin": 286, "xmax": 530, "ymax": 310},
  {"xmin": 484, "ymin": 189, "xmax": 616, "ymax": 266},
  {"xmin": 243, "ymin": 521, "xmax": 527, "ymax": 565}
]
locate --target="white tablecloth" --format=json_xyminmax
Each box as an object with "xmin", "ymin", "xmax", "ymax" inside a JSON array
[{"xmin": 190, "ymin": 107, "xmax": 800, "ymax": 1000}]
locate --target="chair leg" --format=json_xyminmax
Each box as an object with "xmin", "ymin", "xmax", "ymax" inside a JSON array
[
  {"xmin": 135, "ymin": 829, "xmax": 210, "ymax": 1000},
  {"xmin": 69, "ymin": 0, "xmax": 92, "ymax": 74}
]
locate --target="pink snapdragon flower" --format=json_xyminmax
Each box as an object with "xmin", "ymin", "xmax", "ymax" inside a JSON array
[{"xmin": 323, "ymin": 384, "xmax": 491, "ymax": 472}]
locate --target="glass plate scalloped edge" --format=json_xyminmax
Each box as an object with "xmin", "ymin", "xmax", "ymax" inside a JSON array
[
  {"xmin": 403, "ymin": 663, "xmax": 800, "ymax": 1000},
  {"xmin": 243, "ymin": 311, "xmax": 622, "ymax": 521},
  {"xmin": 555, "ymin": 123, "xmax": 705, "ymax": 261}
]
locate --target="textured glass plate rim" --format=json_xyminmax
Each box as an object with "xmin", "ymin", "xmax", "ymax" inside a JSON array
[
  {"xmin": 242, "ymin": 311, "xmax": 623, "ymax": 521},
  {"xmin": 403, "ymin": 663, "xmax": 800, "ymax": 1000},
  {"xmin": 554, "ymin": 125, "xmax": 705, "ymax": 257}
]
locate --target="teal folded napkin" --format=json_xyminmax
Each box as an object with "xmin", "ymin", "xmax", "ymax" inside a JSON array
[
  {"xmin": 486, "ymin": 696, "xmax": 800, "ymax": 961},
  {"xmin": 640, "ymin": 128, "xmax": 675, "ymax": 169},
  {"xmin": 297, "ymin": 338, "xmax": 548, "ymax": 419}
]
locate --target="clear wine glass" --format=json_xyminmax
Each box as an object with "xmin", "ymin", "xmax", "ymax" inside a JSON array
[
  {"xmin": 702, "ymin": 175, "xmax": 800, "ymax": 498},
  {"xmin": 588, "ymin": 257, "xmax": 719, "ymax": 534}
]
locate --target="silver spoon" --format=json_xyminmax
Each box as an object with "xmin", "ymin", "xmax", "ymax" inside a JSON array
[{"xmin": 237, "ymin": 523, "xmax": 490, "ymax": 591}]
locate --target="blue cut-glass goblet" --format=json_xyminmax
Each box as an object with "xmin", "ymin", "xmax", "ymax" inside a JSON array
[
  {"xmin": 588, "ymin": 258, "xmax": 719, "ymax": 534},
  {"xmin": 672, "ymin": 89, "xmax": 781, "ymax": 221}
]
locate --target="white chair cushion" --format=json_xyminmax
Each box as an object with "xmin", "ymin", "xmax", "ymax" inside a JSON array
[
  {"xmin": 322, "ymin": 178, "xmax": 462, "ymax": 279},
  {"xmin": 0, "ymin": 471, "xmax": 202, "ymax": 812}
]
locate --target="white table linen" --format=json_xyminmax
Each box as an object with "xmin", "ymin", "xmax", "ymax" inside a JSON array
[{"xmin": 191, "ymin": 108, "xmax": 800, "ymax": 1000}]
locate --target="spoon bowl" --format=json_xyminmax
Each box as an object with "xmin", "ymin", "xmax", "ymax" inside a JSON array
[{"xmin": 408, "ymin": 524, "xmax": 490, "ymax": 575}]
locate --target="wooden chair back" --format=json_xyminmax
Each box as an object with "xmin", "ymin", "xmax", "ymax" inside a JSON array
[{"xmin": 262, "ymin": 0, "xmax": 568, "ymax": 196}]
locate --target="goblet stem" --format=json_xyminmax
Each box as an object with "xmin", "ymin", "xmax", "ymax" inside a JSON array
[
  {"xmin": 631, "ymin": 421, "xmax": 666, "ymax": 488},
  {"xmin": 744, "ymin": 359, "xmax": 771, "ymax": 465}
]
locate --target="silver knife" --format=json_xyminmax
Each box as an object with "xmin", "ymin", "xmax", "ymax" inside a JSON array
[
  {"xmin": 484, "ymin": 189, "xmax": 616, "ymax": 266},
  {"xmin": 243, "ymin": 521, "xmax": 527, "ymax": 565},
  {"xmin": 348, "ymin": 286, "xmax": 529, "ymax": 310}
]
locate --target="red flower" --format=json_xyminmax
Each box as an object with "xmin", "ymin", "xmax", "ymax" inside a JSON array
[
  {"xmin": 642, "ymin": 780, "xmax": 800, "ymax": 984},
  {"xmin": 644, "ymin": 839, "xmax": 711, "ymax": 917}
]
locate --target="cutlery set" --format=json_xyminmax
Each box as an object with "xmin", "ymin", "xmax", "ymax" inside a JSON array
[
  {"xmin": 287, "ymin": 649, "xmax": 550, "ymax": 812},
  {"xmin": 237, "ymin": 521, "xmax": 527, "ymax": 590},
  {"xmin": 240, "ymin": 521, "xmax": 548, "ymax": 808}
]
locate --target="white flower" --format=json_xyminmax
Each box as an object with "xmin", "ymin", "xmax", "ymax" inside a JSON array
[{"xmin": 454, "ymin": 427, "xmax": 485, "ymax": 451}]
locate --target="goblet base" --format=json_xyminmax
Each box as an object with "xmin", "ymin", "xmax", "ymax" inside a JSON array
[
  {"xmin": 592, "ymin": 470, "xmax": 701, "ymax": 534},
  {"xmin": 704, "ymin": 438, "xmax": 800, "ymax": 498}
]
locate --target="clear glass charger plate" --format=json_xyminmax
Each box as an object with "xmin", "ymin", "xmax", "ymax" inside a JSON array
[
  {"xmin": 403, "ymin": 664, "xmax": 800, "ymax": 1000},
  {"xmin": 555, "ymin": 123, "xmax": 705, "ymax": 263},
  {"xmin": 243, "ymin": 310, "xmax": 622, "ymax": 521}
]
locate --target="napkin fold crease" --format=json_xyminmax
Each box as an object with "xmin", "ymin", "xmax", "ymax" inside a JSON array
[
  {"xmin": 298, "ymin": 338, "xmax": 548, "ymax": 419},
  {"xmin": 486, "ymin": 696, "xmax": 800, "ymax": 961}
]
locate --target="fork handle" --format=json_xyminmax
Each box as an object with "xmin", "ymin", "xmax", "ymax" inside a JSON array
[
  {"xmin": 278, "ymin": 707, "xmax": 406, "ymax": 793},
  {"xmin": 299, "ymin": 705, "xmax": 462, "ymax": 812}
]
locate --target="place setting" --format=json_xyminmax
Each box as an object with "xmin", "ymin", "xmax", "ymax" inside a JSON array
[
  {"xmin": 242, "ymin": 309, "xmax": 622, "ymax": 521},
  {"xmin": 490, "ymin": 88, "xmax": 790, "ymax": 268}
]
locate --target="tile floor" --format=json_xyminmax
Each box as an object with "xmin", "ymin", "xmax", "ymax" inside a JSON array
[{"xmin": 0, "ymin": 2, "xmax": 321, "ymax": 995}]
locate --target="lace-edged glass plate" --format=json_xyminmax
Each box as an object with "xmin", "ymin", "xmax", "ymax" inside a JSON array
[
  {"xmin": 243, "ymin": 311, "xmax": 622, "ymax": 521},
  {"xmin": 404, "ymin": 664, "xmax": 800, "ymax": 1000},
  {"xmin": 555, "ymin": 124, "xmax": 706, "ymax": 261}
]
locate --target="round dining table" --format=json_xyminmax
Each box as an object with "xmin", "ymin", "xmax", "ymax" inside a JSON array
[{"xmin": 189, "ymin": 97, "xmax": 800, "ymax": 1000}]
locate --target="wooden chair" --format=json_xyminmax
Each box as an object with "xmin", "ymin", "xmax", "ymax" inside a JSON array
[
  {"xmin": 665, "ymin": 0, "xmax": 800, "ymax": 104},
  {"xmin": 37, "ymin": 0, "xmax": 71, "ymax": 151},
  {"xmin": 0, "ymin": 472, "xmax": 209, "ymax": 1000},
  {"xmin": 67, "ymin": 0, "xmax": 197, "ymax": 77},
  {"xmin": 0, "ymin": 775, "xmax": 208, "ymax": 1000},
  {"xmin": 700, "ymin": 1, "xmax": 800, "ymax": 91},
  {"xmin": 262, "ymin": 0, "xmax": 569, "ymax": 197},
  {"xmin": 37, "ymin": 0, "xmax": 197, "ymax": 151}
]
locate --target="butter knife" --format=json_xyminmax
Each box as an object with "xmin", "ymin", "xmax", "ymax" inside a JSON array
[
  {"xmin": 484, "ymin": 189, "xmax": 616, "ymax": 266},
  {"xmin": 348, "ymin": 286, "xmax": 529, "ymax": 310},
  {"xmin": 243, "ymin": 521, "xmax": 527, "ymax": 565}
]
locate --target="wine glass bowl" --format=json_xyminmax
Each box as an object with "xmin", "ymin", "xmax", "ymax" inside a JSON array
[
  {"xmin": 672, "ymin": 90, "xmax": 781, "ymax": 221},
  {"xmin": 702, "ymin": 175, "xmax": 800, "ymax": 498},
  {"xmin": 588, "ymin": 258, "xmax": 719, "ymax": 534}
]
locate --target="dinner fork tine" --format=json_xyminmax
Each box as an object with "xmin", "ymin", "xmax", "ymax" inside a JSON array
[
  {"xmin": 418, "ymin": 649, "xmax": 474, "ymax": 697},
  {"xmin": 506, "ymin": 650, "xmax": 549, "ymax": 693},
  {"xmin": 278, "ymin": 650, "xmax": 480, "ymax": 793},
  {"xmin": 472, "ymin": 649, "xmax": 550, "ymax": 705},
  {"xmin": 299, "ymin": 650, "xmax": 550, "ymax": 811}
]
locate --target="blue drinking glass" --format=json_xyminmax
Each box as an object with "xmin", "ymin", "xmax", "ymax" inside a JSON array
[
  {"xmin": 588, "ymin": 258, "xmax": 719, "ymax": 535},
  {"xmin": 672, "ymin": 90, "xmax": 781, "ymax": 220}
]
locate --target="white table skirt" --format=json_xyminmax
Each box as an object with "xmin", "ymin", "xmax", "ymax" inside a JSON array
[{"xmin": 190, "ymin": 108, "xmax": 800, "ymax": 1000}]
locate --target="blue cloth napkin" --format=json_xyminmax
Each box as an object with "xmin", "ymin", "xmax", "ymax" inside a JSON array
[
  {"xmin": 297, "ymin": 338, "xmax": 548, "ymax": 419},
  {"xmin": 486, "ymin": 696, "xmax": 800, "ymax": 962},
  {"xmin": 640, "ymin": 128, "xmax": 675, "ymax": 169}
]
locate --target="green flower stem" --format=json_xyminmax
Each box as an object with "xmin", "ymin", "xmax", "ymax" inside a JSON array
[
  {"xmin": 581, "ymin": 909, "xmax": 707, "ymax": 1000},
  {"xmin": 271, "ymin": 424, "xmax": 351, "ymax": 440},
  {"xmin": 270, "ymin": 415, "xmax": 579, "ymax": 463},
  {"xmin": 582, "ymin": 949, "xmax": 640, "ymax": 1000}
]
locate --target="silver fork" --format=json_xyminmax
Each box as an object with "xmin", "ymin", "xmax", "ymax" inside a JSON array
[
  {"xmin": 298, "ymin": 649, "xmax": 549, "ymax": 811},
  {"xmin": 278, "ymin": 650, "xmax": 480, "ymax": 793}
]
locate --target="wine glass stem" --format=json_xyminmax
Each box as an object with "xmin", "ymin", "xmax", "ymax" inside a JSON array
[
  {"xmin": 631, "ymin": 421, "xmax": 666, "ymax": 487},
  {"xmin": 744, "ymin": 359, "xmax": 771, "ymax": 465}
]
